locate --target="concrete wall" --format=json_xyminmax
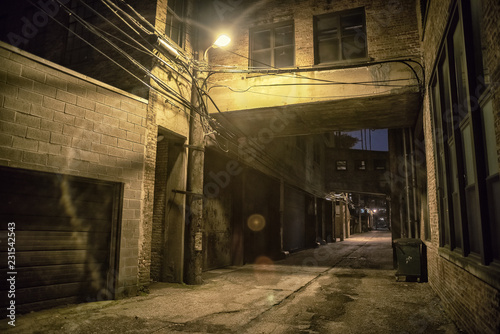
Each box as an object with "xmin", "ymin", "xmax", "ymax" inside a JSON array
[
  {"xmin": 422, "ymin": 0, "xmax": 500, "ymax": 332},
  {"xmin": 0, "ymin": 42, "xmax": 148, "ymax": 297},
  {"xmin": 203, "ymin": 148, "xmax": 324, "ymax": 265},
  {"xmin": 263, "ymin": 135, "xmax": 324, "ymax": 197},
  {"xmin": 203, "ymin": 149, "xmax": 237, "ymax": 270}
]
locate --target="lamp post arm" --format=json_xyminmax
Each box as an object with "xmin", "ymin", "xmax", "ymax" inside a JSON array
[{"xmin": 203, "ymin": 45, "xmax": 214, "ymax": 63}]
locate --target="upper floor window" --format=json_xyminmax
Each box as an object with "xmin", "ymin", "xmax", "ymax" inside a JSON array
[
  {"xmin": 374, "ymin": 159, "xmax": 386, "ymax": 171},
  {"xmin": 166, "ymin": 0, "xmax": 184, "ymax": 47},
  {"xmin": 65, "ymin": 0, "xmax": 100, "ymax": 67},
  {"xmin": 355, "ymin": 160, "xmax": 366, "ymax": 171},
  {"xmin": 336, "ymin": 160, "xmax": 347, "ymax": 171},
  {"xmin": 314, "ymin": 8, "xmax": 367, "ymax": 64},
  {"xmin": 250, "ymin": 22, "xmax": 294, "ymax": 68}
]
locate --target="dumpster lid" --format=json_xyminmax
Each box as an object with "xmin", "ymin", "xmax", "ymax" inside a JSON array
[{"xmin": 393, "ymin": 238, "xmax": 422, "ymax": 246}]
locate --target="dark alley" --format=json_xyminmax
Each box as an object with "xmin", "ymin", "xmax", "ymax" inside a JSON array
[
  {"xmin": 1, "ymin": 231, "xmax": 459, "ymax": 333},
  {"xmin": 1, "ymin": 0, "xmax": 499, "ymax": 332}
]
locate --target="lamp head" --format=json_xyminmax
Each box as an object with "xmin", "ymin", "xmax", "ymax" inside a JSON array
[{"xmin": 213, "ymin": 34, "xmax": 231, "ymax": 48}]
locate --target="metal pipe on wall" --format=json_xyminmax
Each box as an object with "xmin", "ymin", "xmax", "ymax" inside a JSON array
[
  {"xmin": 403, "ymin": 128, "xmax": 412, "ymax": 238},
  {"xmin": 409, "ymin": 128, "xmax": 419, "ymax": 239}
]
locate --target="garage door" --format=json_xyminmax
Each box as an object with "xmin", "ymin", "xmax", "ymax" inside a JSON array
[{"xmin": 0, "ymin": 167, "xmax": 122, "ymax": 316}]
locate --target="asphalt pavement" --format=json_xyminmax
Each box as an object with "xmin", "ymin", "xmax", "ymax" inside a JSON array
[{"xmin": 1, "ymin": 231, "xmax": 461, "ymax": 333}]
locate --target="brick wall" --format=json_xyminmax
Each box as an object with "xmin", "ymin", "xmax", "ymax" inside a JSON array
[
  {"xmin": 208, "ymin": 0, "xmax": 421, "ymax": 69},
  {"xmin": 0, "ymin": 41, "xmax": 148, "ymax": 298},
  {"xmin": 483, "ymin": 0, "xmax": 500, "ymax": 172},
  {"xmin": 422, "ymin": 0, "xmax": 500, "ymax": 332},
  {"xmin": 426, "ymin": 247, "xmax": 500, "ymax": 333},
  {"xmin": 151, "ymin": 137, "xmax": 168, "ymax": 281},
  {"xmin": 325, "ymin": 148, "xmax": 389, "ymax": 196}
]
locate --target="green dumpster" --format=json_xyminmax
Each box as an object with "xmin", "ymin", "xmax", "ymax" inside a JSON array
[{"xmin": 394, "ymin": 238, "xmax": 422, "ymax": 282}]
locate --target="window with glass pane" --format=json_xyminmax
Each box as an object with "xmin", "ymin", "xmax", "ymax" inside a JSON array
[
  {"xmin": 431, "ymin": 79, "xmax": 451, "ymax": 247},
  {"xmin": 166, "ymin": 0, "xmax": 184, "ymax": 47},
  {"xmin": 374, "ymin": 159, "xmax": 386, "ymax": 171},
  {"xmin": 336, "ymin": 160, "xmax": 347, "ymax": 171},
  {"xmin": 429, "ymin": 3, "xmax": 498, "ymax": 265},
  {"xmin": 355, "ymin": 160, "xmax": 366, "ymax": 170},
  {"xmin": 452, "ymin": 22, "xmax": 469, "ymax": 121},
  {"xmin": 481, "ymin": 98, "xmax": 500, "ymax": 261},
  {"xmin": 250, "ymin": 23, "xmax": 294, "ymax": 68},
  {"xmin": 314, "ymin": 8, "xmax": 366, "ymax": 64},
  {"xmin": 449, "ymin": 142, "xmax": 462, "ymax": 250},
  {"xmin": 65, "ymin": 0, "xmax": 100, "ymax": 66}
]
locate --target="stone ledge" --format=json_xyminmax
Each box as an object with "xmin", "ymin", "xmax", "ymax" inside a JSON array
[{"xmin": 438, "ymin": 246, "xmax": 500, "ymax": 291}]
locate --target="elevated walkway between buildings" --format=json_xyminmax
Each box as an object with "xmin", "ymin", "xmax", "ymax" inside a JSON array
[{"xmin": 207, "ymin": 62, "xmax": 423, "ymax": 137}]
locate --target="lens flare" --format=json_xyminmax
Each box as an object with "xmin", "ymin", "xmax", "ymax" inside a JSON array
[
  {"xmin": 247, "ymin": 214, "xmax": 266, "ymax": 231},
  {"xmin": 254, "ymin": 256, "xmax": 280, "ymax": 285}
]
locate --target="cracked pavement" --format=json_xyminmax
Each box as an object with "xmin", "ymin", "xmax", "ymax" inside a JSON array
[{"xmin": 1, "ymin": 231, "xmax": 461, "ymax": 333}]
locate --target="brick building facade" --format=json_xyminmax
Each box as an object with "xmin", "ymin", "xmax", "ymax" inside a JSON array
[
  {"xmin": 1, "ymin": 0, "xmax": 499, "ymax": 331},
  {"xmin": 420, "ymin": 0, "xmax": 500, "ymax": 332}
]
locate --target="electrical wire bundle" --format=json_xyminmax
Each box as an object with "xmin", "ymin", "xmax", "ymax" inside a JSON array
[{"xmin": 23, "ymin": 0, "xmax": 424, "ymax": 195}]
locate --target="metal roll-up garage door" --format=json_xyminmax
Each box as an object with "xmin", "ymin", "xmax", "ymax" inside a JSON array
[{"xmin": 0, "ymin": 167, "xmax": 122, "ymax": 316}]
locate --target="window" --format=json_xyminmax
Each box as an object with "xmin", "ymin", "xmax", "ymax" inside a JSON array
[
  {"xmin": 430, "ymin": 1, "xmax": 499, "ymax": 265},
  {"xmin": 314, "ymin": 8, "xmax": 367, "ymax": 64},
  {"xmin": 355, "ymin": 160, "xmax": 366, "ymax": 171},
  {"xmin": 374, "ymin": 159, "xmax": 386, "ymax": 171},
  {"xmin": 65, "ymin": 0, "xmax": 100, "ymax": 66},
  {"xmin": 250, "ymin": 22, "xmax": 294, "ymax": 68},
  {"xmin": 166, "ymin": 0, "xmax": 184, "ymax": 47},
  {"xmin": 336, "ymin": 160, "xmax": 347, "ymax": 171}
]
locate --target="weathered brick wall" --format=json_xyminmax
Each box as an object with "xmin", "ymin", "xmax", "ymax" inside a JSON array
[
  {"xmin": 150, "ymin": 137, "xmax": 168, "ymax": 281},
  {"xmin": 483, "ymin": 0, "xmax": 500, "ymax": 172},
  {"xmin": 137, "ymin": 90, "xmax": 157, "ymax": 289},
  {"xmin": 426, "ymin": 247, "xmax": 500, "ymax": 333},
  {"xmin": 325, "ymin": 148, "xmax": 389, "ymax": 196},
  {"xmin": 209, "ymin": 0, "xmax": 421, "ymax": 69},
  {"xmin": 0, "ymin": 41, "xmax": 148, "ymax": 298},
  {"xmin": 134, "ymin": 0, "xmax": 193, "ymax": 287},
  {"xmin": 422, "ymin": 0, "xmax": 500, "ymax": 332}
]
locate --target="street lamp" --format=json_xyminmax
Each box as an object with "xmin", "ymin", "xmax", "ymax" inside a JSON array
[{"xmin": 204, "ymin": 34, "xmax": 231, "ymax": 62}]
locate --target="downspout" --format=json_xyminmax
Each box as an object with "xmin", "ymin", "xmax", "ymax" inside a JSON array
[
  {"xmin": 409, "ymin": 128, "xmax": 419, "ymax": 239},
  {"xmin": 403, "ymin": 128, "xmax": 412, "ymax": 238}
]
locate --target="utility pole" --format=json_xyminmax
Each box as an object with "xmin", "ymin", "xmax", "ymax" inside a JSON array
[{"xmin": 184, "ymin": 69, "xmax": 205, "ymax": 285}]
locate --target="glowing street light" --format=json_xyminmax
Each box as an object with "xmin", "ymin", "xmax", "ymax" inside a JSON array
[
  {"xmin": 204, "ymin": 34, "xmax": 231, "ymax": 62},
  {"xmin": 213, "ymin": 34, "xmax": 231, "ymax": 48}
]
